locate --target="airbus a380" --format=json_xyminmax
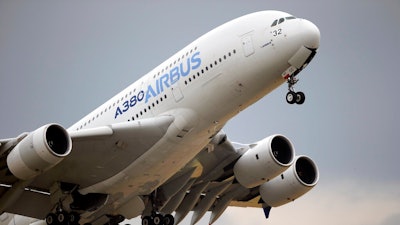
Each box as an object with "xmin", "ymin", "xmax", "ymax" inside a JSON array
[{"xmin": 0, "ymin": 10, "xmax": 320, "ymax": 225}]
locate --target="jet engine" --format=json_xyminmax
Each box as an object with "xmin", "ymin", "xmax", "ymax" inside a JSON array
[
  {"xmin": 7, "ymin": 124, "xmax": 72, "ymax": 180},
  {"xmin": 259, "ymin": 155, "xmax": 319, "ymax": 207},
  {"xmin": 233, "ymin": 135, "xmax": 295, "ymax": 188}
]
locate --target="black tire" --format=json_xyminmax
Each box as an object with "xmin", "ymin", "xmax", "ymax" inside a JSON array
[
  {"xmin": 153, "ymin": 214, "xmax": 164, "ymax": 225},
  {"xmin": 295, "ymin": 92, "xmax": 305, "ymax": 104},
  {"xmin": 142, "ymin": 216, "xmax": 153, "ymax": 225},
  {"xmin": 45, "ymin": 213, "xmax": 57, "ymax": 225},
  {"xmin": 164, "ymin": 214, "xmax": 175, "ymax": 225},
  {"xmin": 69, "ymin": 212, "xmax": 81, "ymax": 225},
  {"xmin": 57, "ymin": 212, "xmax": 69, "ymax": 225},
  {"xmin": 286, "ymin": 91, "xmax": 296, "ymax": 104}
]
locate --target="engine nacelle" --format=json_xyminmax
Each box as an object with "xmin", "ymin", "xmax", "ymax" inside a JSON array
[
  {"xmin": 259, "ymin": 155, "xmax": 319, "ymax": 207},
  {"xmin": 7, "ymin": 124, "xmax": 72, "ymax": 180},
  {"xmin": 233, "ymin": 135, "xmax": 295, "ymax": 188}
]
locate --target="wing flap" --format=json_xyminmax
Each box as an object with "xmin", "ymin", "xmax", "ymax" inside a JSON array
[
  {"xmin": 1, "ymin": 186, "xmax": 51, "ymax": 219},
  {"xmin": 229, "ymin": 196, "xmax": 261, "ymax": 208}
]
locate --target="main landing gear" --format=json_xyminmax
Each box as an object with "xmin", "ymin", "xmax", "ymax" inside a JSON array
[
  {"xmin": 285, "ymin": 75, "xmax": 305, "ymax": 105},
  {"xmin": 142, "ymin": 191, "xmax": 175, "ymax": 225},
  {"xmin": 45, "ymin": 211, "xmax": 80, "ymax": 225},
  {"xmin": 142, "ymin": 213, "xmax": 174, "ymax": 225}
]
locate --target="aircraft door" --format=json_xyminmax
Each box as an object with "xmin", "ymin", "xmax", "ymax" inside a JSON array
[
  {"xmin": 242, "ymin": 35, "xmax": 255, "ymax": 57},
  {"xmin": 171, "ymin": 84, "xmax": 184, "ymax": 102}
]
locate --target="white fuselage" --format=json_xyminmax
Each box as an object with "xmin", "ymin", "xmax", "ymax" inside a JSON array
[{"xmin": 63, "ymin": 10, "xmax": 319, "ymax": 221}]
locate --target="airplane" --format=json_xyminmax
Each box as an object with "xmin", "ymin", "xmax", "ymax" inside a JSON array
[{"xmin": 0, "ymin": 10, "xmax": 320, "ymax": 225}]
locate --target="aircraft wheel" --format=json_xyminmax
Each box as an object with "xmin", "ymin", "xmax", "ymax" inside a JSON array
[
  {"xmin": 45, "ymin": 213, "xmax": 57, "ymax": 225},
  {"xmin": 142, "ymin": 216, "xmax": 153, "ymax": 225},
  {"xmin": 153, "ymin": 214, "xmax": 164, "ymax": 225},
  {"xmin": 286, "ymin": 91, "xmax": 297, "ymax": 104},
  {"xmin": 295, "ymin": 91, "xmax": 305, "ymax": 104},
  {"xmin": 69, "ymin": 212, "xmax": 81, "ymax": 225},
  {"xmin": 57, "ymin": 212, "xmax": 69, "ymax": 225},
  {"xmin": 164, "ymin": 214, "xmax": 175, "ymax": 225}
]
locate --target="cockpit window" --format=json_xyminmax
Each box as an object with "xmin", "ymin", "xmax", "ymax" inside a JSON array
[{"xmin": 271, "ymin": 16, "xmax": 297, "ymax": 27}]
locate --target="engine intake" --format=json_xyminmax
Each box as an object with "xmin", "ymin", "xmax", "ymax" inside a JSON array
[
  {"xmin": 7, "ymin": 124, "xmax": 72, "ymax": 180},
  {"xmin": 233, "ymin": 135, "xmax": 295, "ymax": 188},
  {"xmin": 259, "ymin": 155, "xmax": 319, "ymax": 207}
]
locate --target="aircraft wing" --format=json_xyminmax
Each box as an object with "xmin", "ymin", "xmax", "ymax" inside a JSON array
[
  {"xmin": 155, "ymin": 131, "xmax": 319, "ymax": 225},
  {"xmin": 1, "ymin": 121, "xmax": 318, "ymax": 225},
  {"xmin": 0, "ymin": 116, "xmax": 174, "ymax": 219}
]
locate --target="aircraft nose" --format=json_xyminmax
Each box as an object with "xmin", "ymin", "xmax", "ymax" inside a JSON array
[{"xmin": 301, "ymin": 19, "xmax": 320, "ymax": 49}]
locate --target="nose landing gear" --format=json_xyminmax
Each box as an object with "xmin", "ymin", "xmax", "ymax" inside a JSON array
[
  {"xmin": 285, "ymin": 75, "xmax": 305, "ymax": 105},
  {"xmin": 286, "ymin": 91, "xmax": 305, "ymax": 105}
]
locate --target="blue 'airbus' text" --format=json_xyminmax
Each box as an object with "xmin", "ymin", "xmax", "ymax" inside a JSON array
[{"xmin": 115, "ymin": 51, "xmax": 201, "ymax": 119}]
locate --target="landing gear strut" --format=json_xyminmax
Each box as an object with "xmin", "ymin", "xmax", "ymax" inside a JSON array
[
  {"xmin": 142, "ymin": 191, "xmax": 175, "ymax": 225},
  {"xmin": 286, "ymin": 75, "xmax": 305, "ymax": 105}
]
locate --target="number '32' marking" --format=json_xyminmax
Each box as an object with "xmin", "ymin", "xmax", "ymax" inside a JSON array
[{"xmin": 272, "ymin": 29, "xmax": 282, "ymax": 36}]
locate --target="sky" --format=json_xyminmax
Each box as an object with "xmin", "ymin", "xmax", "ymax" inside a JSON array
[{"xmin": 1, "ymin": 1, "xmax": 400, "ymax": 225}]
